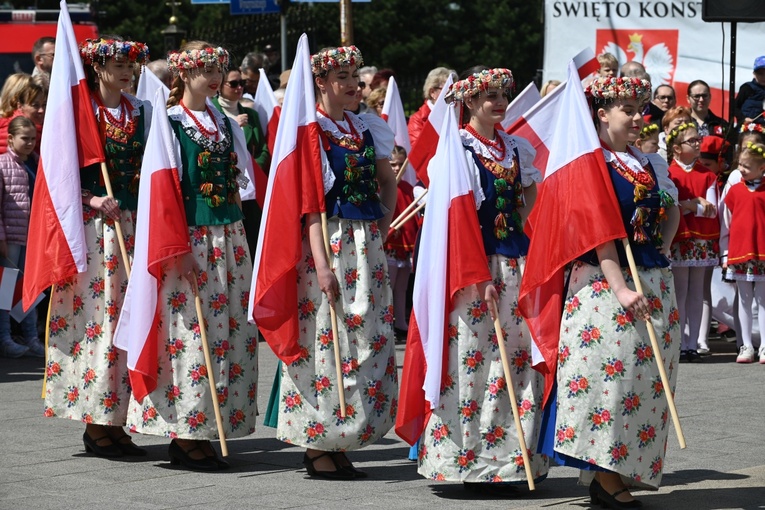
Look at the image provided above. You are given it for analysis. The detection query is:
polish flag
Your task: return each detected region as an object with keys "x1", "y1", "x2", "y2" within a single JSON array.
[
  {"x1": 501, "y1": 82, "x2": 541, "y2": 131},
  {"x1": 248, "y1": 34, "x2": 325, "y2": 364},
  {"x1": 381, "y1": 77, "x2": 416, "y2": 185},
  {"x1": 518, "y1": 58, "x2": 625, "y2": 406},
  {"x1": 113, "y1": 87, "x2": 191, "y2": 401},
  {"x1": 507, "y1": 48, "x2": 599, "y2": 177},
  {"x1": 407, "y1": 75, "x2": 454, "y2": 187},
  {"x1": 22, "y1": 0, "x2": 104, "y2": 309},
  {"x1": 251, "y1": 68, "x2": 282, "y2": 207},
  {"x1": 136, "y1": 65, "x2": 169, "y2": 103},
  {"x1": 395, "y1": 103, "x2": 491, "y2": 446}
]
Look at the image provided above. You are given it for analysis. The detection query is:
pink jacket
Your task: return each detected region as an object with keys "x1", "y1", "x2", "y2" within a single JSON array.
[{"x1": 0, "y1": 147, "x2": 35, "y2": 245}]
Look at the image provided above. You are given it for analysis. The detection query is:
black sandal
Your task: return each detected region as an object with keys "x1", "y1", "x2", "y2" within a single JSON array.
[
  {"x1": 168, "y1": 440, "x2": 219, "y2": 471},
  {"x1": 590, "y1": 479, "x2": 642, "y2": 509},
  {"x1": 303, "y1": 452, "x2": 354, "y2": 480},
  {"x1": 108, "y1": 430, "x2": 148, "y2": 457},
  {"x1": 330, "y1": 452, "x2": 368, "y2": 478},
  {"x1": 83, "y1": 432, "x2": 123, "y2": 458}
]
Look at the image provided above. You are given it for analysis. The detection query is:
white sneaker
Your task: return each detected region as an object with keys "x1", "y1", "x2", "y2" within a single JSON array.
[
  {"x1": 759, "y1": 346, "x2": 765, "y2": 365},
  {"x1": 737, "y1": 345, "x2": 756, "y2": 364}
]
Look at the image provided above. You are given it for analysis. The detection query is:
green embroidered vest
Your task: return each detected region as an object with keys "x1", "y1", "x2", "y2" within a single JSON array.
[
  {"x1": 169, "y1": 112, "x2": 243, "y2": 227},
  {"x1": 80, "y1": 103, "x2": 145, "y2": 211}
]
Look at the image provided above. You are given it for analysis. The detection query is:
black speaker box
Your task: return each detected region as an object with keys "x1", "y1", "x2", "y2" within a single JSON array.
[{"x1": 702, "y1": 0, "x2": 765, "y2": 22}]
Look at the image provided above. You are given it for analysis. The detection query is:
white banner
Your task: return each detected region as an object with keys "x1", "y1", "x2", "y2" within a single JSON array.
[{"x1": 543, "y1": 0, "x2": 765, "y2": 117}]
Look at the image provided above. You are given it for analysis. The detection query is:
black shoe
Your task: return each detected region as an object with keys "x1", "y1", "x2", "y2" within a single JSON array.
[
  {"x1": 303, "y1": 452, "x2": 355, "y2": 480},
  {"x1": 202, "y1": 441, "x2": 230, "y2": 470},
  {"x1": 686, "y1": 350, "x2": 703, "y2": 363},
  {"x1": 394, "y1": 327, "x2": 409, "y2": 341},
  {"x1": 463, "y1": 481, "x2": 520, "y2": 497},
  {"x1": 83, "y1": 432, "x2": 123, "y2": 458},
  {"x1": 679, "y1": 350, "x2": 689, "y2": 363},
  {"x1": 109, "y1": 431, "x2": 148, "y2": 457},
  {"x1": 590, "y1": 479, "x2": 642, "y2": 509},
  {"x1": 168, "y1": 440, "x2": 219, "y2": 471},
  {"x1": 331, "y1": 452, "x2": 368, "y2": 478}
]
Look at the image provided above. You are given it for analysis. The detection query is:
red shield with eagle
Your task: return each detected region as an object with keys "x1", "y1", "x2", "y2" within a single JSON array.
[{"x1": 596, "y1": 29, "x2": 678, "y2": 86}]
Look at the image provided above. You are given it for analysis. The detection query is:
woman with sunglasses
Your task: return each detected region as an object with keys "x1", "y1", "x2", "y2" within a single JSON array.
[
  {"x1": 211, "y1": 68, "x2": 270, "y2": 258},
  {"x1": 665, "y1": 123, "x2": 720, "y2": 363},
  {"x1": 414, "y1": 67, "x2": 549, "y2": 495}
]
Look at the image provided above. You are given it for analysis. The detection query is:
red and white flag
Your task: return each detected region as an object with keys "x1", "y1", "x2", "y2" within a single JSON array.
[
  {"x1": 248, "y1": 33, "x2": 325, "y2": 364},
  {"x1": 250, "y1": 68, "x2": 282, "y2": 207},
  {"x1": 501, "y1": 81, "x2": 541, "y2": 131},
  {"x1": 407, "y1": 75, "x2": 454, "y2": 187},
  {"x1": 518, "y1": 57, "x2": 625, "y2": 406},
  {"x1": 381, "y1": 77, "x2": 416, "y2": 185},
  {"x1": 395, "y1": 103, "x2": 491, "y2": 446},
  {"x1": 136, "y1": 65, "x2": 169, "y2": 104},
  {"x1": 23, "y1": 0, "x2": 104, "y2": 309},
  {"x1": 507, "y1": 48, "x2": 599, "y2": 178},
  {"x1": 113, "y1": 87, "x2": 191, "y2": 401}
]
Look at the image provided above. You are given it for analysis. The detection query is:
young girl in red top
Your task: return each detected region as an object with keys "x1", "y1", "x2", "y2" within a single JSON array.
[
  {"x1": 666, "y1": 123, "x2": 720, "y2": 362},
  {"x1": 721, "y1": 142, "x2": 765, "y2": 364}
]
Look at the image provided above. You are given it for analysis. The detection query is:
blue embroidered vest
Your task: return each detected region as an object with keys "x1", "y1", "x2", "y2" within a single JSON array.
[
  {"x1": 579, "y1": 158, "x2": 670, "y2": 269},
  {"x1": 468, "y1": 145, "x2": 529, "y2": 259},
  {"x1": 324, "y1": 128, "x2": 384, "y2": 220}
]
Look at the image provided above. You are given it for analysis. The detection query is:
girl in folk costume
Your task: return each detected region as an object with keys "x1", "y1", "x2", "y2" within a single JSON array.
[
  {"x1": 416, "y1": 68, "x2": 549, "y2": 493},
  {"x1": 274, "y1": 46, "x2": 398, "y2": 480},
  {"x1": 124, "y1": 42, "x2": 258, "y2": 471},
  {"x1": 720, "y1": 142, "x2": 765, "y2": 364},
  {"x1": 547, "y1": 77, "x2": 681, "y2": 509},
  {"x1": 665, "y1": 123, "x2": 720, "y2": 363},
  {"x1": 385, "y1": 145, "x2": 418, "y2": 338},
  {"x1": 43, "y1": 38, "x2": 151, "y2": 458}
]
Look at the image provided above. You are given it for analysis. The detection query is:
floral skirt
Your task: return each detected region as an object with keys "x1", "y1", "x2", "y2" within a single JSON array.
[
  {"x1": 276, "y1": 218, "x2": 398, "y2": 451},
  {"x1": 417, "y1": 256, "x2": 549, "y2": 483},
  {"x1": 554, "y1": 262, "x2": 680, "y2": 488},
  {"x1": 44, "y1": 208, "x2": 136, "y2": 425},
  {"x1": 726, "y1": 260, "x2": 765, "y2": 282},
  {"x1": 670, "y1": 238, "x2": 719, "y2": 267},
  {"x1": 125, "y1": 222, "x2": 258, "y2": 440}
]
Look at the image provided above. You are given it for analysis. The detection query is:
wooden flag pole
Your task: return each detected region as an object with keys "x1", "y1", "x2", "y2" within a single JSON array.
[
  {"x1": 320, "y1": 212, "x2": 347, "y2": 417},
  {"x1": 390, "y1": 188, "x2": 428, "y2": 229},
  {"x1": 489, "y1": 297, "x2": 536, "y2": 491},
  {"x1": 99, "y1": 162, "x2": 132, "y2": 278},
  {"x1": 191, "y1": 272, "x2": 229, "y2": 456},
  {"x1": 391, "y1": 201, "x2": 426, "y2": 231},
  {"x1": 394, "y1": 157, "x2": 409, "y2": 184},
  {"x1": 621, "y1": 238, "x2": 686, "y2": 449}
]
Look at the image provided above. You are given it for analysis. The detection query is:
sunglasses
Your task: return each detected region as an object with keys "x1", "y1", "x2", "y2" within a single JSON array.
[{"x1": 225, "y1": 80, "x2": 246, "y2": 88}]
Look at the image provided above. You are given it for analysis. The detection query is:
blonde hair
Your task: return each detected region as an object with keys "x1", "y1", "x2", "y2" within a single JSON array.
[
  {"x1": 740, "y1": 141, "x2": 765, "y2": 161},
  {"x1": 0, "y1": 74, "x2": 45, "y2": 117},
  {"x1": 422, "y1": 67, "x2": 456, "y2": 100},
  {"x1": 598, "y1": 52, "x2": 618, "y2": 68},
  {"x1": 166, "y1": 40, "x2": 217, "y2": 108},
  {"x1": 366, "y1": 87, "x2": 386, "y2": 111},
  {"x1": 540, "y1": 80, "x2": 560, "y2": 97}
]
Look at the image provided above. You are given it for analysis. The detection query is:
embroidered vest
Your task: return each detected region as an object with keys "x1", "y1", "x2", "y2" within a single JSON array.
[
  {"x1": 324, "y1": 128, "x2": 384, "y2": 220},
  {"x1": 169, "y1": 115, "x2": 243, "y2": 227},
  {"x1": 579, "y1": 159, "x2": 672, "y2": 269},
  {"x1": 80, "y1": 104, "x2": 145, "y2": 211},
  {"x1": 468, "y1": 145, "x2": 529, "y2": 258}
]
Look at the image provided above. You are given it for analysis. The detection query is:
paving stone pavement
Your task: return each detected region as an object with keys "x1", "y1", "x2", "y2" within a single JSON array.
[{"x1": 1, "y1": 337, "x2": 763, "y2": 510}]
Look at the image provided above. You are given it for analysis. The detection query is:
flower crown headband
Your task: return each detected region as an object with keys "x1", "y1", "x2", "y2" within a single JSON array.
[
  {"x1": 740, "y1": 122, "x2": 765, "y2": 134},
  {"x1": 640, "y1": 123, "x2": 659, "y2": 138},
  {"x1": 743, "y1": 141, "x2": 765, "y2": 160},
  {"x1": 666, "y1": 122, "x2": 697, "y2": 147},
  {"x1": 587, "y1": 77, "x2": 651, "y2": 104},
  {"x1": 311, "y1": 46, "x2": 364, "y2": 76},
  {"x1": 80, "y1": 39, "x2": 149, "y2": 66},
  {"x1": 446, "y1": 68, "x2": 514, "y2": 103},
  {"x1": 167, "y1": 47, "x2": 229, "y2": 74}
]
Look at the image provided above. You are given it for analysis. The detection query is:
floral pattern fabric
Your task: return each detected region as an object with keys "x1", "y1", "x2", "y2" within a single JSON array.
[
  {"x1": 670, "y1": 238, "x2": 719, "y2": 267},
  {"x1": 44, "y1": 208, "x2": 136, "y2": 425},
  {"x1": 417, "y1": 256, "x2": 549, "y2": 483},
  {"x1": 725, "y1": 260, "x2": 765, "y2": 282},
  {"x1": 124, "y1": 222, "x2": 258, "y2": 439},
  {"x1": 277, "y1": 217, "x2": 398, "y2": 451},
  {"x1": 555, "y1": 261, "x2": 680, "y2": 488}
]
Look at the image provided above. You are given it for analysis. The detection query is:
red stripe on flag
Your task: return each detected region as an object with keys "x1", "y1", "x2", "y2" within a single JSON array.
[
  {"x1": 395, "y1": 314, "x2": 430, "y2": 445},
  {"x1": 252, "y1": 157, "x2": 268, "y2": 208},
  {"x1": 73, "y1": 80, "x2": 105, "y2": 168},
  {"x1": 266, "y1": 106, "x2": 281, "y2": 155},
  {"x1": 408, "y1": 122, "x2": 438, "y2": 186},
  {"x1": 23, "y1": 168, "x2": 77, "y2": 308},
  {"x1": 511, "y1": 117, "x2": 550, "y2": 178}
]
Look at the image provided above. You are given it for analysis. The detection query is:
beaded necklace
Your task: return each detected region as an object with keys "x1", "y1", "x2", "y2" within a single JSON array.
[
  {"x1": 601, "y1": 141, "x2": 655, "y2": 202},
  {"x1": 465, "y1": 124, "x2": 505, "y2": 160},
  {"x1": 181, "y1": 101, "x2": 219, "y2": 141},
  {"x1": 94, "y1": 94, "x2": 137, "y2": 143},
  {"x1": 317, "y1": 107, "x2": 364, "y2": 151}
]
